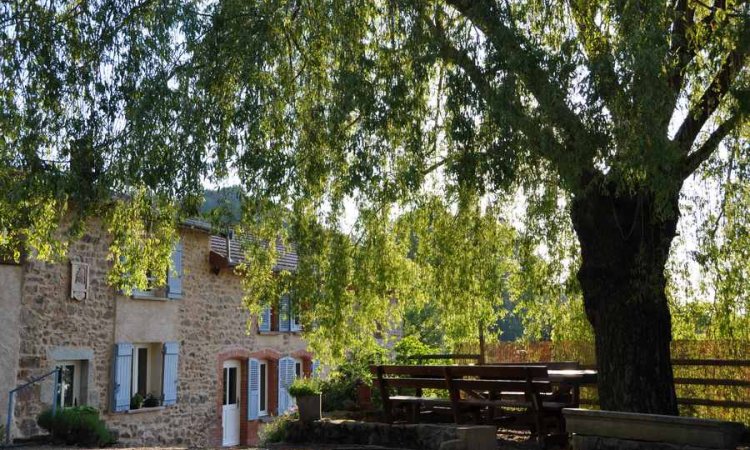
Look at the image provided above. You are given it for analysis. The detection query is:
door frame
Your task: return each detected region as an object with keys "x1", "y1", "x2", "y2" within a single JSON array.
[{"x1": 221, "y1": 359, "x2": 241, "y2": 447}]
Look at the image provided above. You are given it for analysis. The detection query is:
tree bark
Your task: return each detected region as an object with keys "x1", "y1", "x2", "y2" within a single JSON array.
[{"x1": 571, "y1": 182, "x2": 679, "y2": 415}]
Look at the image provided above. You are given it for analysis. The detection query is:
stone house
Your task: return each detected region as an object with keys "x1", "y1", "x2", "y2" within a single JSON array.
[{"x1": 0, "y1": 218, "x2": 315, "y2": 447}]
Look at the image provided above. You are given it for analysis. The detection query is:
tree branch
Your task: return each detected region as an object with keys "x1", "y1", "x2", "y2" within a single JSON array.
[
  {"x1": 444, "y1": 0, "x2": 602, "y2": 163},
  {"x1": 569, "y1": 1, "x2": 625, "y2": 119},
  {"x1": 668, "y1": 0, "x2": 696, "y2": 97},
  {"x1": 425, "y1": 16, "x2": 588, "y2": 189},
  {"x1": 682, "y1": 113, "x2": 743, "y2": 177},
  {"x1": 674, "y1": 36, "x2": 750, "y2": 152}
]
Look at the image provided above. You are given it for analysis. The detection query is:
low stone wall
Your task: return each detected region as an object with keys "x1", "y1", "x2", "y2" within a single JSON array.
[
  {"x1": 572, "y1": 435, "x2": 731, "y2": 450},
  {"x1": 285, "y1": 419, "x2": 496, "y2": 450},
  {"x1": 565, "y1": 408, "x2": 746, "y2": 450}
]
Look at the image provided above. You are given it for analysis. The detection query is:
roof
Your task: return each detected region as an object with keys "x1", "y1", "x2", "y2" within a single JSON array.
[
  {"x1": 181, "y1": 217, "x2": 298, "y2": 272},
  {"x1": 209, "y1": 234, "x2": 298, "y2": 272},
  {"x1": 180, "y1": 218, "x2": 214, "y2": 232}
]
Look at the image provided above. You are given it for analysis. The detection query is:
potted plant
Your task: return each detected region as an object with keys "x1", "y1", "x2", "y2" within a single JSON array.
[
  {"x1": 288, "y1": 378, "x2": 322, "y2": 422},
  {"x1": 130, "y1": 393, "x2": 143, "y2": 410},
  {"x1": 143, "y1": 393, "x2": 160, "y2": 408}
]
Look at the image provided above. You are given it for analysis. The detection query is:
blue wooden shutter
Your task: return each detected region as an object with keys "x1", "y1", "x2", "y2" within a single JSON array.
[
  {"x1": 288, "y1": 359, "x2": 298, "y2": 408},
  {"x1": 167, "y1": 241, "x2": 183, "y2": 299},
  {"x1": 112, "y1": 343, "x2": 133, "y2": 412},
  {"x1": 277, "y1": 358, "x2": 286, "y2": 414},
  {"x1": 279, "y1": 296, "x2": 291, "y2": 332},
  {"x1": 258, "y1": 306, "x2": 271, "y2": 332},
  {"x1": 162, "y1": 342, "x2": 179, "y2": 405},
  {"x1": 277, "y1": 357, "x2": 292, "y2": 414},
  {"x1": 248, "y1": 359, "x2": 260, "y2": 420}
]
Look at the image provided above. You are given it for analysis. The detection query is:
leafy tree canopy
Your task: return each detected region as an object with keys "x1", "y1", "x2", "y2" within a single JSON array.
[{"x1": 1, "y1": 1, "x2": 748, "y2": 373}]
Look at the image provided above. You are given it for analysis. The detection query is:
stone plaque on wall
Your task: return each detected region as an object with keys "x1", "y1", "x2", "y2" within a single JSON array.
[{"x1": 70, "y1": 261, "x2": 89, "y2": 301}]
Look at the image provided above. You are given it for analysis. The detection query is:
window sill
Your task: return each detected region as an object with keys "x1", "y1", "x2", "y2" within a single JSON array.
[
  {"x1": 258, "y1": 414, "x2": 275, "y2": 423},
  {"x1": 125, "y1": 406, "x2": 166, "y2": 414},
  {"x1": 258, "y1": 331, "x2": 303, "y2": 336},
  {"x1": 131, "y1": 294, "x2": 170, "y2": 302}
]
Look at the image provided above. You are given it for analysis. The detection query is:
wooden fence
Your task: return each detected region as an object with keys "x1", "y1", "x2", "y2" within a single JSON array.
[{"x1": 454, "y1": 340, "x2": 750, "y2": 425}]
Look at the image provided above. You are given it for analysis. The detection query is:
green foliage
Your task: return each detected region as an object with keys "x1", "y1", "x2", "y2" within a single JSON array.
[
  {"x1": 394, "y1": 335, "x2": 439, "y2": 364},
  {"x1": 37, "y1": 406, "x2": 115, "y2": 447},
  {"x1": 130, "y1": 393, "x2": 144, "y2": 410},
  {"x1": 142, "y1": 393, "x2": 160, "y2": 408},
  {"x1": 288, "y1": 378, "x2": 322, "y2": 397},
  {"x1": 259, "y1": 413, "x2": 296, "y2": 445},
  {"x1": 320, "y1": 350, "x2": 386, "y2": 412},
  {"x1": 0, "y1": 422, "x2": 4, "y2": 443},
  {"x1": 320, "y1": 377, "x2": 359, "y2": 412},
  {"x1": 2, "y1": 0, "x2": 749, "y2": 410}
]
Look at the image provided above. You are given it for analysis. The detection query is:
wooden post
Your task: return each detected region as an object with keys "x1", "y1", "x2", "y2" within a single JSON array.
[
  {"x1": 478, "y1": 321, "x2": 486, "y2": 365},
  {"x1": 376, "y1": 366, "x2": 392, "y2": 423}
]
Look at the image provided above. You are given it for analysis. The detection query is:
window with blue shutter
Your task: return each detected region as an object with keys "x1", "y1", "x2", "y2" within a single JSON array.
[
  {"x1": 112, "y1": 343, "x2": 133, "y2": 412},
  {"x1": 248, "y1": 359, "x2": 260, "y2": 420},
  {"x1": 167, "y1": 241, "x2": 183, "y2": 299},
  {"x1": 161, "y1": 342, "x2": 179, "y2": 405},
  {"x1": 258, "y1": 305, "x2": 271, "y2": 333},
  {"x1": 279, "y1": 296, "x2": 291, "y2": 332}
]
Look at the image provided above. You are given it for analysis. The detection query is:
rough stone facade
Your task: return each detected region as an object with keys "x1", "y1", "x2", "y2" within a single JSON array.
[
  {"x1": 2, "y1": 221, "x2": 311, "y2": 447},
  {"x1": 0, "y1": 264, "x2": 23, "y2": 432}
]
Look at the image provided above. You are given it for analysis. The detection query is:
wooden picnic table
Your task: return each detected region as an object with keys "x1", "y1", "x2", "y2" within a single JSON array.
[
  {"x1": 371, "y1": 363, "x2": 587, "y2": 446},
  {"x1": 547, "y1": 369, "x2": 597, "y2": 406}
]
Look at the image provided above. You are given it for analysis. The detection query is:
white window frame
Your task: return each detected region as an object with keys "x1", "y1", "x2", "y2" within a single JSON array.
[
  {"x1": 294, "y1": 360, "x2": 302, "y2": 378},
  {"x1": 258, "y1": 360, "x2": 268, "y2": 416},
  {"x1": 290, "y1": 307, "x2": 302, "y2": 332},
  {"x1": 55, "y1": 360, "x2": 82, "y2": 408},
  {"x1": 131, "y1": 345, "x2": 151, "y2": 397}
]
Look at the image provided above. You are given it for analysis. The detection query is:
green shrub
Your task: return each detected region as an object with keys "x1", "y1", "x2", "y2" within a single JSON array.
[
  {"x1": 321, "y1": 376, "x2": 358, "y2": 412},
  {"x1": 258, "y1": 413, "x2": 296, "y2": 444},
  {"x1": 288, "y1": 377, "x2": 321, "y2": 397},
  {"x1": 36, "y1": 406, "x2": 115, "y2": 447},
  {"x1": 0, "y1": 422, "x2": 5, "y2": 444},
  {"x1": 394, "y1": 335, "x2": 439, "y2": 364}
]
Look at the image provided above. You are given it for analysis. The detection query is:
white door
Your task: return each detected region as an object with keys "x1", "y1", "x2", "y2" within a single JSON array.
[{"x1": 222, "y1": 360, "x2": 240, "y2": 446}]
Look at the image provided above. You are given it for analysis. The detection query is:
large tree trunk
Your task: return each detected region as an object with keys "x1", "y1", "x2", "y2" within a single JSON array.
[{"x1": 571, "y1": 182, "x2": 680, "y2": 415}]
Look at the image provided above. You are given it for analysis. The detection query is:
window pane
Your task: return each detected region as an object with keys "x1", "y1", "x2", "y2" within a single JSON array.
[
  {"x1": 295, "y1": 362, "x2": 301, "y2": 378},
  {"x1": 228, "y1": 368, "x2": 237, "y2": 405},
  {"x1": 62, "y1": 365, "x2": 75, "y2": 407},
  {"x1": 55, "y1": 367, "x2": 63, "y2": 407},
  {"x1": 137, "y1": 348, "x2": 148, "y2": 396},
  {"x1": 223, "y1": 369, "x2": 228, "y2": 405},
  {"x1": 259, "y1": 363, "x2": 266, "y2": 412}
]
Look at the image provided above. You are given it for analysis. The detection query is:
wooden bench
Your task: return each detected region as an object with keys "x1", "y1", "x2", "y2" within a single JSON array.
[{"x1": 371, "y1": 364, "x2": 572, "y2": 445}]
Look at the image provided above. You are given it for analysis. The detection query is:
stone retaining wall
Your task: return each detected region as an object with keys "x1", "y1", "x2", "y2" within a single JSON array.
[
  {"x1": 285, "y1": 419, "x2": 496, "y2": 450},
  {"x1": 572, "y1": 435, "x2": 730, "y2": 450}
]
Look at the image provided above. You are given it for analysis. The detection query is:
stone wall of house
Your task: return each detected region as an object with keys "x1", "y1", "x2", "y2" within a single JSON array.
[
  {"x1": 0, "y1": 264, "x2": 23, "y2": 436},
  {"x1": 14, "y1": 221, "x2": 116, "y2": 436},
  {"x1": 10, "y1": 224, "x2": 308, "y2": 447}
]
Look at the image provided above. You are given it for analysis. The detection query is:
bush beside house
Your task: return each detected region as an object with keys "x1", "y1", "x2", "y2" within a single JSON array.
[{"x1": 37, "y1": 406, "x2": 115, "y2": 447}]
